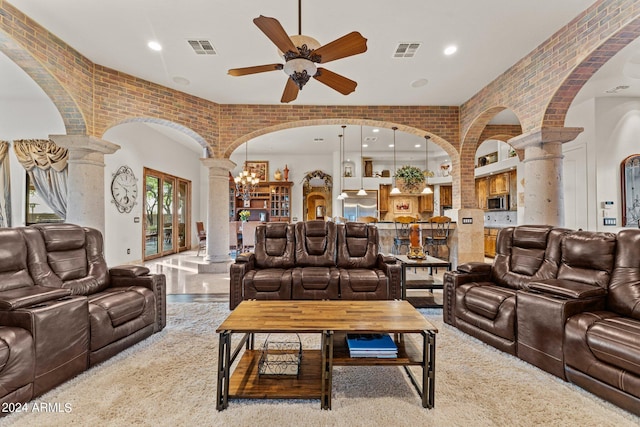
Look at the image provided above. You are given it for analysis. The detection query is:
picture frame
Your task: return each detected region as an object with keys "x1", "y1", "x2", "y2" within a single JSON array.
[
  {"x1": 245, "y1": 161, "x2": 269, "y2": 181},
  {"x1": 621, "y1": 154, "x2": 640, "y2": 227},
  {"x1": 393, "y1": 198, "x2": 412, "y2": 214}
]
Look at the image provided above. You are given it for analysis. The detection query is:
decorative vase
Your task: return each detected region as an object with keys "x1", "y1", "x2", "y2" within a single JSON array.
[
  {"x1": 408, "y1": 224, "x2": 426, "y2": 259},
  {"x1": 283, "y1": 165, "x2": 289, "y2": 181}
]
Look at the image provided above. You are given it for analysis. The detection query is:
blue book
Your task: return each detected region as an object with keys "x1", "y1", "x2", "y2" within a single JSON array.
[{"x1": 346, "y1": 334, "x2": 398, "y2": 352}]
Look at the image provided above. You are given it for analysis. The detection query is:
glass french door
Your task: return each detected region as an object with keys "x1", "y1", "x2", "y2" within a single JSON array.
[{"x1": 143, "y1": 168, "x2": 191, "y2": 260}]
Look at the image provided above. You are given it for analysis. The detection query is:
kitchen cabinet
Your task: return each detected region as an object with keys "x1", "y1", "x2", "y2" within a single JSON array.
[
  {"x1": 418, "y1": 187, "x2": 434, "y2": 213},
  {"x1": 476, "y1": 178, "x2": 488, "y2": 210},
  {"x1": 484, "y1": 228, "x2": 499, "y2": 257},
  {"x1": 489, "y1": 172, "x2": 509, "y2": 195},
  {"x1": 379, "y1": 184, "x2": 391, "y2": 212},
  {"x1": 440, "y1": 185, "x2": 452, "y2": 208},
  {"x1": 509, "y1": 169, "x2": 518, "y2": 210}
]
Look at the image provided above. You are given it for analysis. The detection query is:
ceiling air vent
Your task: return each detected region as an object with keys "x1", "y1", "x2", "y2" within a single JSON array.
[
  {"x1": 364, "y1": 136, "x2": 377, "y2": 142},
  {"x1": 188, "y1": 40, "x2": 217, "y2": 55},
  {"x1": 393, "y1": 42, "x2": 421, "y2": 58}
]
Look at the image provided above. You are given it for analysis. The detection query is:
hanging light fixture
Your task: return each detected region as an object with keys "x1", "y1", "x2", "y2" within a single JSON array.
[
  {"x1": 422, "y1": 135, "x2": 433, "y2": 194},
  {"x1": 357, "y1": 125, "x2": 367, "y2": 196},
  {"x1": 234, "y1": 141, "x2": 260, "y2": 201},
  {"x1": 390, "y1": 126, "x2": 401, "y2": 195},
  {"x1": 339, "y1": 125, "x2": 348, "y2": 199}
]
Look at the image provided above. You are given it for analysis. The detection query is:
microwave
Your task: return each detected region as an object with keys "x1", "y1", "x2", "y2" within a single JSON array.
[{"x1": 487, "y1": 195, "x2": 509, "y2": 211}]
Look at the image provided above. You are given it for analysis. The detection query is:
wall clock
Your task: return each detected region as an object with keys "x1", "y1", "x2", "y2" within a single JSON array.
[{"x1": 111, "y1": 166, "x2": 138, "y2": 213}]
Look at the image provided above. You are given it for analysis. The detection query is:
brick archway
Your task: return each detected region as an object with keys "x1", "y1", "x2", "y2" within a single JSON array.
[
  {"x1": 105, "y1": 117, "x2": 210, "y2": 153},
  {"x1": 543, "y1": 15, "x2": 640, "y2": 127},
  {"x1": 0, "y1": 31, "x2": 87, "y2": 135},
  {"x1": 223, "y1": 118, "x2": 459, "y2": 160}
]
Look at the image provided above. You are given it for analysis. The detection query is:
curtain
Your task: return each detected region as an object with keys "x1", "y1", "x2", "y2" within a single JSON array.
[
  {"x1": 13, "y1": 139, "x2": 68, "y2": 218},
  {"x1": 0, "y1": 141, "x2": 11, "y2": 227}
]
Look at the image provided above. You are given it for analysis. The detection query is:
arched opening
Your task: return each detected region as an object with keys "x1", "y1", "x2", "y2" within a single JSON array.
[{"x1": 103, "y1": 120, "x2": 205, "y2": 264}]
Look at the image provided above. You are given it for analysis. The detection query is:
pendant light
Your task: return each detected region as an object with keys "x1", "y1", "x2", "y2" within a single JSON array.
[
  {"x1": 339, "y1": 125, "x2": 348, "y2": 199},
  {"x1": 422, "y1": 135, "x2": 433, "y2": 194},
  {"x1": 390, "y1": 126, "x2": 401, "y2": 194},
  {"x1": 357, "y1": 125, "x2": 367, "y2": 195}
]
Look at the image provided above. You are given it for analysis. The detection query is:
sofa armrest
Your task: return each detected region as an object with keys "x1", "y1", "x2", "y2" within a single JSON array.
[
  {"x1": 442, "y1": 268, "x2": 493, "y2": 326},
  {"x1": 110, "y1": 272, "x2": 166, "y2": 332},
  {"x1": 0, "y1": 286, "x2": 71, "y2": 310},
  {"x1": 229, "y1": 254, "x2": 256, "y2": 310},
  {"x1": 376, "y1": 254, "x2": 401, "y2": 300},
  {"x1": 109, "y1": 265, "x2": 151, "y2": 277},
  {"x1": 527, "y1": 279, "x2": 607, "y2": 300},
  {"x1": 457, "y1": 262, "x2": 492, "y2": 275}
]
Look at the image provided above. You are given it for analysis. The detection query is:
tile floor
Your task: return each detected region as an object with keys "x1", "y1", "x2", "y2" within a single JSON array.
[{"x1": 147, "y1": 250, "x2": 454, "y2": 305}]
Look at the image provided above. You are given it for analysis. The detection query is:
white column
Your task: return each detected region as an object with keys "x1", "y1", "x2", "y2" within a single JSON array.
[
  {"x1": 50, "y1": 134, "x2": 120, "y2": 234},
  {"x1": 200, "y1": 158, "x2": 236, "y2": 272},
  {"x1": 510, "y1": 127, "x2": 583, "y2": 226}
]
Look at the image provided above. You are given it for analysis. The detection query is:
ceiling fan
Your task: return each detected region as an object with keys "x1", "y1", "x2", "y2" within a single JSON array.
[{"x1": 228, "y1": 0, "x2": 368, "y2": 103}]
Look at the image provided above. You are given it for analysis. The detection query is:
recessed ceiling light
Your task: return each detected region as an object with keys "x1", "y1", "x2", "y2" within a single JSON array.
[
  {"x1": 388, "y1": 144, "x2": 394, "y2": 148},
  {"x1": 410, "y1": 78, "x2": 428, "y2": 88},
  {"x1": 148, "y1": 41, "x2": 162, "y2": 51},
  {"x1": 415, "y1": 144, "x2": 421, "y2": 148},
  {"x1": 444, "y1": 45, "x2": 457, "y2": 56},
  {"x1": 363, "y1": 144, "x2": 368, "y2": 148},
  {"x1": 372, "y1": 129, "x2": 380, "y2": 133}
]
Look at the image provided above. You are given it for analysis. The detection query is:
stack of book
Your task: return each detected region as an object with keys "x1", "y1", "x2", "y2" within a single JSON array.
[{"x1": 345, "y1": 333, "x2": 398, "y2": 358}]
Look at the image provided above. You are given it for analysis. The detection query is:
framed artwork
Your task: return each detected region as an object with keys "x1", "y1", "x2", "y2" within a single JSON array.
[
  {"x1": 245, "y1": 161, "x2": 269, "y2": 181},
  {"x1": 393, "y1": 198, "x2": 412, "y2": 214},
  {"x1": 621, "y1": 154, "x2": 640, "y2": 227}
]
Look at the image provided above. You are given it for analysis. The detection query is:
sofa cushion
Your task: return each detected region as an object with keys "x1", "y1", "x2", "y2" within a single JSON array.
[
  {"x1": 255, "y1": 223, "x2": 295, "y2": 269},
  {"x1": 586, "y1": 317, "x2": 640, "y2": 377},
  {"x1": 464, "y1": 284, "x2": 515, "y2": 320},
  {"x1": 295, "y1": 220, "x2": 336, "y2": 267},
  {"x1": 0, "y1": 229, "x2": 34, "y2": 292},
  {"x1": 88, "y1": 287, "x2": 155, "y2": 351},
  {"x1": 246, "y1": 269, "x2": 292, "y2": 293},
  {"x1": 337, "y1": 223, "x2": 377, "y2": 269},
  {"x1": 339, "y1": 269, "x2": 387, "y2": 294},
  {"x1": 608, "y1": 229, "x2": 640, "y2": 320},
  {"x1": 557, "y1": 231, "x2": 616, "y2": 288}
]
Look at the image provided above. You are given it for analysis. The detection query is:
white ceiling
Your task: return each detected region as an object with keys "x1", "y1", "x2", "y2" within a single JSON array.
[{"x1": 4, "y1": 0, "x2": 640, "y2": 157}]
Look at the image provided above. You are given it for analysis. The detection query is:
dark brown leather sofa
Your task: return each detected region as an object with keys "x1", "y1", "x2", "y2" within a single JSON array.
[
  {"x1": 230, "y1": 220, "x2": 400, "y2": 309},
  {"x1": 443, "y1": 225, "x2": 640, "y2": 416},
  {"x1": 0, "y1": 223, "x2": 165, "y2": 407}
]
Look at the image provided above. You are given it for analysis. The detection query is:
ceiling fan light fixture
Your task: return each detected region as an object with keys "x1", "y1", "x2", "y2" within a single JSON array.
[
  {"x1": 283, "y1": 58, "x2": 317, "y2": 89},
  {"x1": 390, "y1": 187, "x2": 401, "y2": 195}
]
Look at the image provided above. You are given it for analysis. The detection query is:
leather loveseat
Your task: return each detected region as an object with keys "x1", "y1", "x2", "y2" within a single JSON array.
[
  {"x1": 443, "y1": 225, "x2": 640, "y2": 416},
  {"x1": 229, "y1": 220, "x2": 400, "y2": 309},
  {"x1": 0, "y1": 223, "x2": 165, "y2": 407}
]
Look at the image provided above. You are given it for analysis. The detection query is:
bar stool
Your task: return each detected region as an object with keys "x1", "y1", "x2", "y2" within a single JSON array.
[
  {"x1": 393, "y1": 216, "x2": 415, "y2": 255},
  {"x1": 424, "y1": 216, "x2": 451, "y2": 260}
]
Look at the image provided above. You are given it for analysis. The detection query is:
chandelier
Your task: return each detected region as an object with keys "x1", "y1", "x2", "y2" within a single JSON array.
[{"x1": 234, "y1": 142, "x2": 259, "y2": 201}]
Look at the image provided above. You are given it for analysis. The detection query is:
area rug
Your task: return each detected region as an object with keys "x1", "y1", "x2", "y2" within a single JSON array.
[{"x1": 1, "y1": 303, "x2": 638, "y2": 427}]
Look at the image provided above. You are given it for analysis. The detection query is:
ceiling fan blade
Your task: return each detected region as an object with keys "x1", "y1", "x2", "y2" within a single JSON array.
[
  {"x1": 253, "y1": 15, "x2": 297, "y2": 55},
  {"x1": 314, "y1": 32, "x2": 368, "y2": 64},
  {"x1": 228, "y1": 64, "x2": 283, "y2": 76},
  {"x1": 281, "y1": 78, "x2": 299, "y2": 103},
  {"x1": 313, "y1": 68, "x2": 357, "y2": 95}
]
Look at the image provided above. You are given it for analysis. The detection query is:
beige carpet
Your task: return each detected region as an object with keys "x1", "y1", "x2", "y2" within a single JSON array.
[{"x1": 1, "y1": 303, "x2": 638, "y2": 427}]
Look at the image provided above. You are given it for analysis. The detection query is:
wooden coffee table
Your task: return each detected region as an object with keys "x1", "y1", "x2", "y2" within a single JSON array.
[{"x1": 216, "y1": 300, "x2": 437, "y2": 411}]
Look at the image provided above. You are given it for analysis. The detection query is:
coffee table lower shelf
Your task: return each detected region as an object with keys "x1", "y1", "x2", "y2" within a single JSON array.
[{"x1": 230, "y1": 350, "x2": 323, "y2": 399}]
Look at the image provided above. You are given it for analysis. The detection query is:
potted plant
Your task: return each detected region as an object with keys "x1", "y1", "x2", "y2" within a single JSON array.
[
  {"x1": 239, "y1": 210, "x2": 251, "y2": 222},
  {"x1": 395, "y1": 165, "x2": 426, "y2": 193}
]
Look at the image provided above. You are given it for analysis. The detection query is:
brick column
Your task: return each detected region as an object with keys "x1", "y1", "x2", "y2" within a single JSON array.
[
  {"x1": 510, "y1": 127, "x2": 582, "y2": 226},
  {"x1": 50, "y1": 134, "x2": 120, "y2": 234},
  {"x1": 200, "y1": 158, "x2": 236, "y2": 272}
]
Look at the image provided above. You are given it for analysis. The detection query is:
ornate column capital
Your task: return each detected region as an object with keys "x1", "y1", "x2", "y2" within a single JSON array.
[{"x1": 509, "y1": 127, "x2": 583, "y2": 150}]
